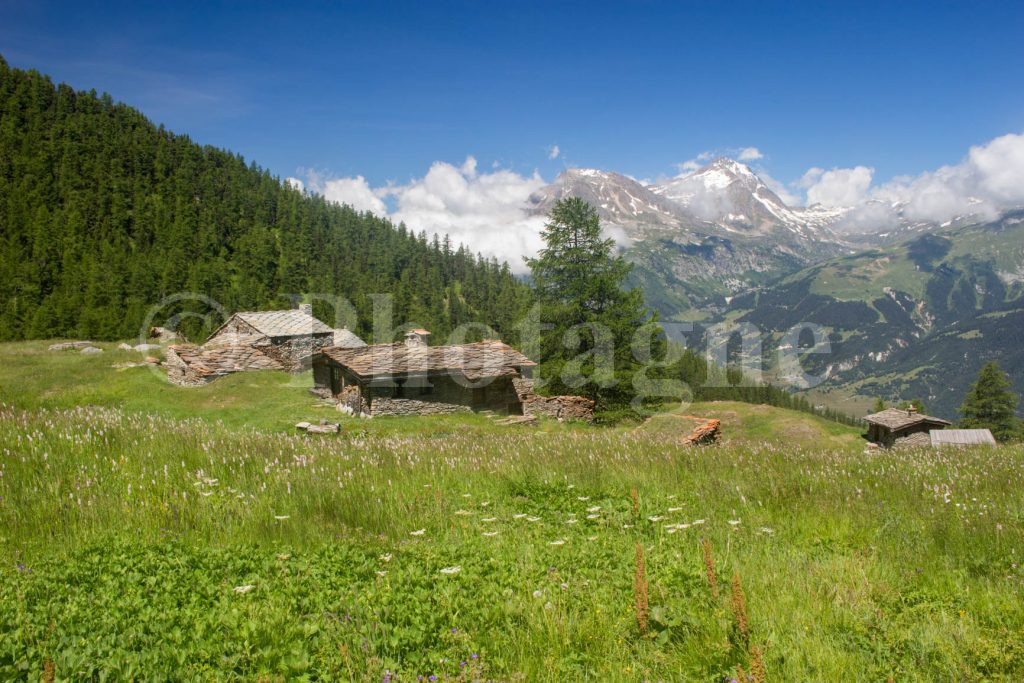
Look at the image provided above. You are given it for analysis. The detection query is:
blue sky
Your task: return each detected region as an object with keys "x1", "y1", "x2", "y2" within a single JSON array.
[{"x1": 3, "y1": 0, "x2": 1022, "y2": 187}]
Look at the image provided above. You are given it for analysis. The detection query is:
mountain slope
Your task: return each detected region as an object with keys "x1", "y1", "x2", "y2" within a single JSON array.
[
  {"x1": 650, "y1": 157, "x2": 848, "y2": 240},
  {"x1": 0, "y1": 57, "x2": 528, "y2": 342},
  {"x1": 726, "y1": 211, "x2": 1024, "y2": 418},
  {"x1": 530, "y1": 158, "x2": 853, "y2": 319}
]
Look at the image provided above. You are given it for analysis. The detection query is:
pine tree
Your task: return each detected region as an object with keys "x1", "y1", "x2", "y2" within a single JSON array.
[
  {"x1": 959, "y1": 362, "x2": 1019, "y2": 442},
  {"x1": 526, "y1": 197, "x2": 654, "y2": 413},
  {"x1": 872, "y1": 397, "x2": 887, "y2": 413}
]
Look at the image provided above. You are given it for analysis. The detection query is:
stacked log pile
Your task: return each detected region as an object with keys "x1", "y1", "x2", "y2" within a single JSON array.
[{"x1": 682, "y1": 418, "x2": 721, "y2": 445}]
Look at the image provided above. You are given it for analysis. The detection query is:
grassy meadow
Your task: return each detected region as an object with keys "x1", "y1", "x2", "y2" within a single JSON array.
[{"x1": 1, "y1": 341, "x2": 1023, "y2": 680}]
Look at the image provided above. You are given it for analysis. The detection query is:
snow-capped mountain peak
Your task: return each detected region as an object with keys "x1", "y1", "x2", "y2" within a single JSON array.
[{"x1": 528, "y1": 167, "x2": 697, "y2": 238}]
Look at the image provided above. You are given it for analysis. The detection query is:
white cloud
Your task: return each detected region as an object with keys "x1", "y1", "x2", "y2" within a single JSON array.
[
  {"x1": 737, "y1": 147, "x2": 763, "y2": 161},
  {"x1": 873, "y1": 133, "x2": 1024, "y2": 223},
  {"x1": 305, "y1": 171, "x2": 389, "y2": 215},
  {"x1": 296, "y1": 158, "x2": 549, "y2": 273},
  {"x1": 285, "y1": 177, "x2": 304, "y2": 192},
  {"x1": 385, "y1": 157, "x2": 547, "y2": 272},
  {"x1": 803, "y1": 166, "x2": 874, "y2": 208},
  {"x1": 547, "y1": 144, "x2": 561, "y2": 160},
  {"x1": 805, "y1": 132, "x2": 1024, "y2": 230},
  {"x1": 675, "y1": 150, "x2": 715, "y2": 174}
]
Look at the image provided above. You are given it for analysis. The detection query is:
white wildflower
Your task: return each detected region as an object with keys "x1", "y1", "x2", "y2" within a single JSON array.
[
  {"x1": 440, "y1": 565, "x2": 462, "y2": 575},
  {"x1": 549, "y1": 539, "x2": 566, "y2": 546},
  {"x1": 410, "y1": 528, "x2": 426, "y2": 536},
  {"x1": 233, "y1": 584, "x2": 255, "y2": 594}
]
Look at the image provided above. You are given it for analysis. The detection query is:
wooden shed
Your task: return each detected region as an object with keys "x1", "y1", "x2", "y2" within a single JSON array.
[{"x1": 930, "y1": 429, "x2": 997, "y2": 447}]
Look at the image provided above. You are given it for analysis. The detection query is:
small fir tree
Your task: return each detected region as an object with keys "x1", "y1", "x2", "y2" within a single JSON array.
[
  {"x1": 526, "y1": 197, "x2": 656, "y2": 413},
  {"x1": 959, "y1": 362, "x2": 1019, "y2": 442}
]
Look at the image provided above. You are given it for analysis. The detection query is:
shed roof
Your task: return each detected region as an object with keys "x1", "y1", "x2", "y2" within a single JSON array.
[
  {"x1": 168, "y1": 343, "x2": 284, "y2": 377},
  {"x1": 320, "y1": 340, "x2": 536, "y2": 381},
  {"x1": 215, "y1": 310, "x2": 333, "y2": 338},
  {"x1": 864, "y1": 408, "x2": 951, "y2": 431},
  {"x1": 930, "y1": 429, "x2": 997, "y2": 446}
]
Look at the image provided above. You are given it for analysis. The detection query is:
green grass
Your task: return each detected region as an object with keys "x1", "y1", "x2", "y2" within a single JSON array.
[{"x1": 1, "y1": 342, "x2": 1023, "y2": 680}]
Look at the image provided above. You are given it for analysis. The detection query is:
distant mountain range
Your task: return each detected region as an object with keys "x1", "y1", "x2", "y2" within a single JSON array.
[{"x1": 529, "y1": 159, "x2": 1024, "y2": 418}]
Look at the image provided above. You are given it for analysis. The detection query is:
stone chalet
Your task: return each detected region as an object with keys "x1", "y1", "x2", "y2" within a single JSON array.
[
  {"x1": 166, "y1": 305, "x2": 365, "y2": 386},
  {"x1": 313, "y1": 330, "x2": 537, "y2": 417},
  {"x1": 864, "y1": 407, "x2": 952, "y2": 448}
]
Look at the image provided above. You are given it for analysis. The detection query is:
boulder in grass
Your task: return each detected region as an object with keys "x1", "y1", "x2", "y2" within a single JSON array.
[
  {"x1": 117, "y1": 343, "x2": 134, "y2": 351},
  {"x1": 306, "y1": 423, "x2": 340, "y2": 434},
  {"x1": 133, "y1": 343, "x2": 161, "y2": 352},
  {"x1": 81, "y1": 346, "x2": 103, "y2": 354},
  {"x1": 296, "y1": 420, "x2": 340, "y2": 434},
  {"x1": 49, "y1": 341, "x2": 93, "y2": 351}
]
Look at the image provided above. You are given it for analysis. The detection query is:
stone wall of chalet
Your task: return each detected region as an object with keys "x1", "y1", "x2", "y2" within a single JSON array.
[{"x1": 365, "y1": 375, "x2": 522, "y2": 417}]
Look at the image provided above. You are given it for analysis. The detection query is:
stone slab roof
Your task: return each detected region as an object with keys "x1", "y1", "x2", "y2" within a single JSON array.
[
  {"x1": 333, "y1": 328, "x2": 367, "y2": 348},
  {"x1": 320, "y1": 340, "x2": 536, "y2": 381},
  {"x1": 930, "y1": 429, "x2": 997, "y2": 446},
  {"x1": 168, "y1": 343, "x2": 284, "y2": 377},
  {"x1": 893, "y1": 431, "x2": 934, "y2": 449},
  {"x1": 232, "y1": 310, "x2": 333, "y2": 337},
  {"x1": 864, "y1": 408, "x2": 951, "y2": 431}
]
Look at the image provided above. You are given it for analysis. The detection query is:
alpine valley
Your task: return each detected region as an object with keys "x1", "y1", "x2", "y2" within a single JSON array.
[
  {"x1": 528, "y1": 160, "x2": 1024, "y2": 419},
  {"x1": 1, "y1": 54, "x2": 1020, "y2": 421}
]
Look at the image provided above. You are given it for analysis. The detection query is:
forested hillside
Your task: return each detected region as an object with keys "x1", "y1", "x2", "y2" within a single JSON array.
[{"x1": 0, "y1": 56, "x2": 528, "y2": 342}]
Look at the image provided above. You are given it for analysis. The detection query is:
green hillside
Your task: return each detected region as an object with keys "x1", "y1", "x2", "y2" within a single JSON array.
[
  {"x1": 726, "y1": 213, "x2": 1024, "y2": 419},
  {"x1": 640, "y1": 400, "x2": 864, "y2": 449},
  {"x1": 0, "y1": 340, "x2": 864, "y2": 445},
  {"x1": 0, "y1": 56, "x2": 527, "y2": 343}
]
